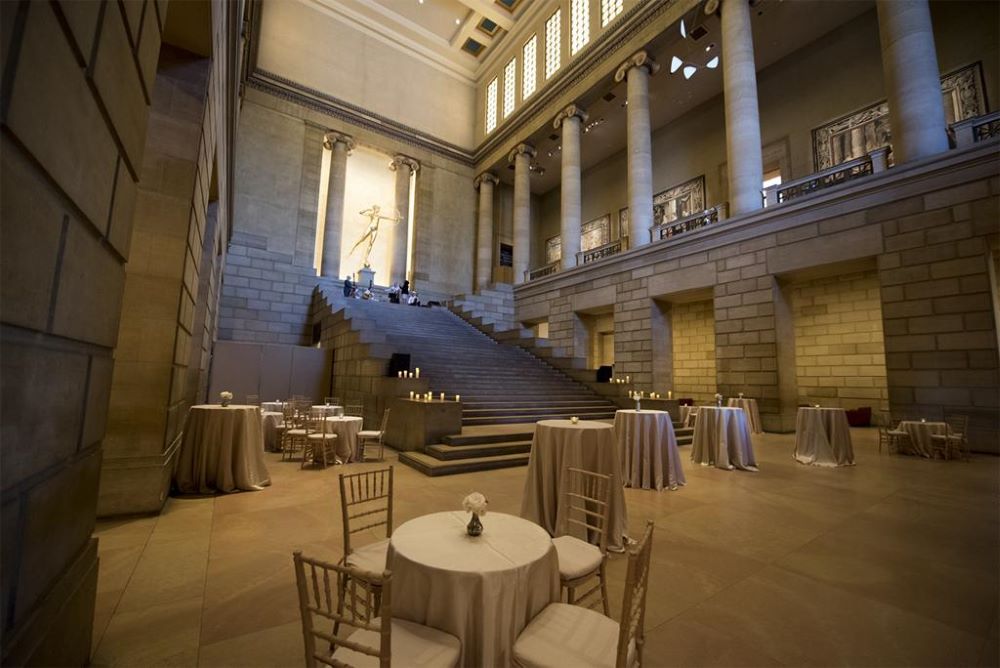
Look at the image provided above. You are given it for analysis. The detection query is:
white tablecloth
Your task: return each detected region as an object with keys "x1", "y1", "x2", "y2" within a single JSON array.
[
  {"x1": 323, "y1": 415, "x2": 363, "y2": 461},
  {"x1": 521, "y1": 420, "x2": 629, "y2": 550},
  {"x1": 261, "y1": 411, "x2": 284, "y2": 452},
  {"x1": 897, "y1": 420, "x2": 947, "y2": 458},
  {"x1": 690, "y1": 407, "x2": 758, "y2": 471},
  {"x1": 727, "y1": 397, "x2": 763, "y2": 434},
  {"x1": 311, "y1": 404, "x2": 343, "y2": 418},
  {"x1": 388, "y1": 511, "x2": 559, "y2": 667},
  {"x1": 174, "y1": 405, "x2": 271, "y2": 493},
  {"x1": 261, "y1": 401, "x2": 284, "y2": 413},
  {"x1": 794, "y1": 407, "x2": 856, "y2": 467},
  {"x1": 614, "y1": 410, "x2": 685, "y2": 491}
]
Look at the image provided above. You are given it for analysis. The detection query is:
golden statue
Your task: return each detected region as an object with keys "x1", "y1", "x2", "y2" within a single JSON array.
[{"x1": 348, "y1": 204, "x2": 402, "y2": 268}]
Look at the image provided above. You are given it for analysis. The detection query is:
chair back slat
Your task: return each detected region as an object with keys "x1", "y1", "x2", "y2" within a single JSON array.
[
  {"x1": 339, "y1": 468, "x2": 394, "y2": 558},
  {"x1": 560, "y1": 467, "x2": 612, "y2": 553},
  {"x1": 616, "y1": 521, "x2": 655, "y2": 668},
  {"x1": 293, "y1": 552, "x2": 391, "y2": 667}
]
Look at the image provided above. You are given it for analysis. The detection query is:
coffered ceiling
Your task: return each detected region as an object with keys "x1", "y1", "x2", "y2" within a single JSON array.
[{"x1": 310, "y1": 0, "x2": 535, "y2": 81}]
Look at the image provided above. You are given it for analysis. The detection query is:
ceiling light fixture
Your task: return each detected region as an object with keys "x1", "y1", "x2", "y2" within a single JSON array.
[
  {"x1": 706, "y1": 56, "x2": 719, "y2": 69},
  {"x1": 455, "y1": 18, "x2": 461, "y2": 24},
  {"x1": 680, "y1": 18, "x2": 687, "y2": 39},
  {"x1": 670, "y1": 56, "x2": 682, "y2": 73},
  {"x1": 683, "y1": 65, "x2": 696, "y2": 79}
]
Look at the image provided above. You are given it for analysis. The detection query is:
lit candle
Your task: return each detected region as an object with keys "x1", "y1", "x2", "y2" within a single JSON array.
[
  {"x1": 440, "y1": 392, "x2": 444, "y2": 401},
  {"x1": 456, "y1": 394, "x2": 461, "y2": 402},
  {"x1": 415, "y1": 368, "x2": 420, "y2": 378},
  {"x1": 667, "y1": 390, "x2": 672, "y2": 399},
  {"x1": 626, "y1": 375, "x2": 630, "y2": 383},
  {"x1": 427, "y1": 392, "x2": 432, "y2": 401},
  {"x1": 409, "y1": 391, "x2": 414, "y2": 400}
]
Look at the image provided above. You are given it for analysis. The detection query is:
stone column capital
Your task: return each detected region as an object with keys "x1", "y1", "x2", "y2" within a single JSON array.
[
  {"x1": 507, "y1": 143, "x2": 537, "y2": 163},
  {"x1": 323, "y1": 131, "x2": 355, "y2": 152},
  {"x1": 553, "y1": 104, "x2": 588, "y2": 130},
  {"x1": 390, "y1": 154, "x2": 420, "y2": 173},
  {"x1": 614, "y1": 51, "x2": 660, "y2": 83},
  {"x1": 474, "y1": 172, "x2": 499, "y2": 189}
]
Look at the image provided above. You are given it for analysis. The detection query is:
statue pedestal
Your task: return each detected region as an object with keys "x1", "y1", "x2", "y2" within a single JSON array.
[{"x1": 358, "y1": 267, "x2": 375, "y2": 289}]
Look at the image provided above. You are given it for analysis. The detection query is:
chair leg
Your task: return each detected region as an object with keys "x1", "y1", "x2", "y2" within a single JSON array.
[{"x1": 598, "y1": 562, "x2": 610, "y2": 617}]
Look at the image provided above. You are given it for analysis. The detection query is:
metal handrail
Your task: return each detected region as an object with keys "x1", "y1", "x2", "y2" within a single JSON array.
[
  {"x1": 764, "y1": 147, "x2": 889, "y2": 206},
  {"x1": 650, "y1": 204, "x2": 728, "y2": 242},
  {"x1": 575, "y1": 235, "x2": 629, "y2": 265}
]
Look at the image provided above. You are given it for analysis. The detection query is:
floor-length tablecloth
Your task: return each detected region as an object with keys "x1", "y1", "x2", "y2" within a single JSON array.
[
  {"x1": 690, "y1": 407, "x2": 758, "y2": 471},
  {"x1": 388, "y1": 511, "x2": 559, "y2": 668},
  {"x1": 727, "y1": 397, "x2": 763, "y2": 434},
  {"x1": 261, "y1": 411, "x2": 284, "y2": 451},
  {"x1": 323, "y1": 415, "x2": 363, "y2": 461},
  {"x1": 311, "y1": 404, "x2": 343, "y2": 418},
  {"x1": 793, "y1": 407, "x2": 855, "y2": 467},
  {"x1": 521, "y1": 420, "x2": 629, "y2": 550},
  {"x1": 174, "y1": 405, "x2": 271, "y2": 493},
  {"x1": 897, "y1": 420, "x2": 947, "y2": 458},
  {"x1": 261, "y1": 401, "x2": 284, "y2": 414},
  {"x1": 614, "y1": 410, "x2": 685, "y2": 491}
]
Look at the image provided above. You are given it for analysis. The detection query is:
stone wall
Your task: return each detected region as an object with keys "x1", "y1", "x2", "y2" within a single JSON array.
[
  {"x1": 515, "y1": 143, "x2": 999, "y2": 449},
  {"x1": 0, "y1": 0, "x2": 163, "y2": 663},
  {"x1": 671, "y1": 301, "x2": 718, "y2": 403},
  {"x1": 792, "y1": 270, "x2": 889, "y2": 411}
]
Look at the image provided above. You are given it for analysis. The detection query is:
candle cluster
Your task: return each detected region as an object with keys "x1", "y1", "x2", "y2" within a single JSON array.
[
  {"x1": 396, "y1": 369, "x2": 420, "y2": 379},
  {"x1": 611, "y1": 375, "x2": 632, "y2": 384},
  {"x1": 407, "y1": 391, "x2": 461, "y2": 402}
]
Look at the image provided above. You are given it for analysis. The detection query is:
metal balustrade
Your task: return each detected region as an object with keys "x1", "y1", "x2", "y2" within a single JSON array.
[
  {"x1": 525, "y1": 262, "x2": 559, "y2": 282},
  {"x1": 764, "y1": 147, "x2": 889, "y2": 206},
  {"x1": 650, "y1": 205, "x2": 727, "y2": 242},
  {"x1": 952, "y1": 111, "x2": 1000, "y2": 147},
  {"x1": 575, "y1": 235, "x2": 628, "y2": 265}
]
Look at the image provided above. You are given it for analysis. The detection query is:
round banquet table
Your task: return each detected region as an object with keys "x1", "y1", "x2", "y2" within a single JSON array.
[
  {"x1": 311, "y1": 404, "x2": 343, "y2": 418},
  {"x1": 261, "y1": 411, "x2": 284, "y2": 452},
  {"x1": 690, "y1": 406, "x2": 758, "y2": 471},
  {"x1": 323, "y1": 415, "x2": 363, "y2": 461},
  {"x1": 614, "y1": 410, "x2": 686, "y2": 491},
  {"x1": 387, "y1": 511, "x2": 559, "y2": 668},
  {"x1": 727, "y1": 397, "x2": 763, "y2": 434},
  {"x1": 896, "y1": 420, "x2": 947, "y2": 458},
  {"x1": 794, "y1": 407, "x2": 856, "y2": 467},
  {"x1": 174, "y1": 405, "x2": 271, "y2": 493},
  {"x1": 520, "y1": 420, "x2": 629, "y2": 551},
  {"x1": 260, "y1": 401, "x2": 284, "y2": 413}
]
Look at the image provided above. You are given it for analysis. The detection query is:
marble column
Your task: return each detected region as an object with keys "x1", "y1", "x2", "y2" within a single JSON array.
[
  {"x1": 322, "y1": 131, "x2": 354, "y2": 278},
  {"x1": 876, "y1": 0, "x2": 948, "y2": 163},
  {"x1": 614, "y1": 51, "x2": 659, "y2": 249},
  {"x1": 508, "y1": 143, "x2": 536, "y2": 284},
  {"x1": 389, "y1": 155, "x2": 420, "y2": 285},
  {"x1": 474, "y1": 172, "x2": 499, "y2": 291},
  {"x1": 721, "y1": 0, "x2": 763, "y2": 216},
  {"x1": 554, "y1": 104, "x2": 587, "y2": 270}
]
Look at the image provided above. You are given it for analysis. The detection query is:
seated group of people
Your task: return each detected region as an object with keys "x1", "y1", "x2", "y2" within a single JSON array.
[{"x1": 342, "y1": 277, "x2": 421, "y2": 305}]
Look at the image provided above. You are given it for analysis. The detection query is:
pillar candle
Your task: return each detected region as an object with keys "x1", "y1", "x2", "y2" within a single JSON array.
[
  {"x1": 409, "y1": 391, "x2": 414, "y2": 399},
  {"x1": 440, "y1": 392, "x2": 444, "y2": 401},
  {"x1": 415, "y1": 368, "x2": 420, "y2": 378},
  {"x1": 668, "y1": 390, "x2": 672, "y2": 399},
  {"x1": 456, "y1": 395, "x2": 460, "y2": 402}
]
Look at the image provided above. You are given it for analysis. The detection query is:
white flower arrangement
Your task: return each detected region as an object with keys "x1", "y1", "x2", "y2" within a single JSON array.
[
  {"x1": 714, "y1": 393, "x2": 723, "y2": 401},
  {"x1": 220, "y1": 391, "x2": 234, "y2": 401},
  {"x1": 462, "y1": 492, "x2": 488, "y2": 516}
]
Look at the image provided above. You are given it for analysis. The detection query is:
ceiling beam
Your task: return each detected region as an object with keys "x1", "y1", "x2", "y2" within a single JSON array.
[{"x1": 453, "y1": 0, "x2": 514, "y2": 31}]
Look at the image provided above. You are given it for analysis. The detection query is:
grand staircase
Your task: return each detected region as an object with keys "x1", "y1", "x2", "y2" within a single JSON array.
[{"x1": 319, "y1": 293, "x2": 621, "y2": 475}]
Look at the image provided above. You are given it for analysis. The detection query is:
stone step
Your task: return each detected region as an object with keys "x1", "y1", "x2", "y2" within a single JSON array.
[
  {"x1": 462, "y1": 412, "x2": 617, "y2": 426},
  {"x1": 397, "y1": 451, "x2": 530, "y2": 476},
  {"x1": 463, "y1": 405, "x2": 614, "y2": 417},
  {"x1": 425, "y1": 440, "x2": 532, "y2": 460},
  {"x1": 442, "y1": 431, "x2": 534, "y2": 446}
]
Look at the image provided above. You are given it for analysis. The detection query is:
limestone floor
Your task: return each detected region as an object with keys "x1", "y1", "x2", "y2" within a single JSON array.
[{"x1": 91, "y1": 429, "x2": 1000, "y2": 667}]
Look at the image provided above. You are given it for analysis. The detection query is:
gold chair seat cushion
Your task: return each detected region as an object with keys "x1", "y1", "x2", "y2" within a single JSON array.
[
  {"x1": 307, "y1": 432, "x2": 338, "y2": 440},
  {"x1": 357, "y1": 430, "x2": 383, "y2": 439},
  {"x1": 285, "y1": 428, "x2": 308, "y2": 436},
  {"x1": 345, "y1": 539, "x2": 390, "y2": 574},
  {"x1": 930, "y1": 433, "x2": 963, "y2": 440},
  {"x1": 332, "y1": 617, "x2": 461, "y2": 668},
  {"x1": 552, "y1": 535, "x2": 603, "y2": 580},
  {"x1": 513, "y1": 602, "x2": 635, "y2": 668}
]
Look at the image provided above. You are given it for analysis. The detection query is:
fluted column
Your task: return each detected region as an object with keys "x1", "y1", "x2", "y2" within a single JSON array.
[
  {"x1": 614, "y1": 51, "x2": 659, "y2": 248},
  {"x1": 721, "y1": 0, "x2": 763, "y2": 215},
  {"x1": 508, "y1": 143, "x2": 536, "y2": 284},
  {"x1": 554, "y1": 104, "x2": 587, "y2": 270},
  {"x1": 321, "y1": 131, "x2": 354, "y2": 278},
  {"x1": 389, "y1": 155, "x2": 419, "y2": 285},
  {"x1": 876, "y1": 0, "x2": 948, "y2": 163},
  {"x1": 473, "y1": 172, "x2": 499, "y2": 291}
]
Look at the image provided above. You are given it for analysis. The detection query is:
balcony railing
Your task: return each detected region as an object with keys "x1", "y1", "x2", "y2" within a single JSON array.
[
  {"x1": 651, "y1": 204, "x2": 728, "y2": 242},
  {"x1": 525, "y1": 262, "x2": 559, "y2": 282},
  {"x1": 952, "y1": 111, "x2": 1000, "y2": 147},
  {"x1": 576, "y1": 236, "x2": 628, "y2": 265},
  {"x1": 765, "y1": 147, "x2": 889, "y2": 206}
]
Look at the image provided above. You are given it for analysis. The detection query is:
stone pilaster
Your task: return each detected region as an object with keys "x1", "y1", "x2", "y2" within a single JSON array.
[
  {"x1": 614, "y1": 51, "x2": 659, "y2": 249},
  {"x1": 876, "y1": 0, "x2": 949, "y2": 163},
  {"x1": 721, "y1": 0, "x2": 763, "y2": 216},
  {"x1": 322, "y1": 131, "x2": 355, "y2": 278},
  {"x1": 554, "y1": 104, "x2": 588, "y2": 270},
  {"x1": 390, "y1": 155, "x2": 420, "y2": 285},
  {"x1": 474, "y1": 172, "x2": 499, "y2": 291},
  {"x1": 508, "y1": 143, "x2": 536, "y2": 284}
]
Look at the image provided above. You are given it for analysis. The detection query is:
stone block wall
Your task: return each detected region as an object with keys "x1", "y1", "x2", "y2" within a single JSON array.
[
  {"x1": 672, "y1": 301, "x2": 718, "y2": 403},
  {"x1": 792, "y1": 270, "x2": 889, "y2": 411},
  {"x1": 0, "y1": 0, "x2": 163, "y2": 663},
  {"x1": 515, "y1": 144, "x2": 999, "y2": 448}
]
